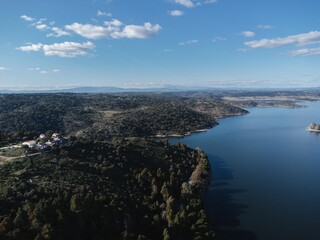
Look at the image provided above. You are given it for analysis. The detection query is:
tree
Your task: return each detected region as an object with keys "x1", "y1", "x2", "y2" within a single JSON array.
[
  {"x1": 161, "y1": 183, "x2": 169, "y2": 201},
  {"x1": 70, "y1": 194, "x2": 82, "y2": 213},
  {"x1": 163, "y1": 228, "x2": 170, "y2": 240}
]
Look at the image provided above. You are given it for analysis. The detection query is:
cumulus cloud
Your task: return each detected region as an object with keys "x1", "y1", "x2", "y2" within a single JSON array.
[
  {"x1": 21, "y1": 15, "x2": 70, "y2": 38},
  {"x1": 169, "y1": 10, "x2": 185, "y2": 16},
  {"x1": 17, "y1": 42, "x2": 95, "y2": 58},
  {"x1": 241, "y1": 31, "x2": 255, "y2": 37},
  {"x1": 47, "y1": 27, "x2": 70, "y2": 37},
  {"x1": 172, "y1": 0, "x2": 195, "y2": 8},
  {"x1": 179, "y1": 39, "x2": 198, "y2": 45},
  {"x1": 65, "y1": 20, "x2": 161, "y2": 39},
  {"x1": 20, "y1": 15, "x2": 35, "y2": 22},
  {"x1": 114, "y1": 23, "x2": 161, "y2": 39},
  {"x1": 42, "y1": 42, "x2": 95, "y2": 57},
  {"x1": 0, "y1": 67, "x2": 10, "y2": 71},
  {"x1": 36, "y1": 24, "x2": 50, "y2": 31},
  {"x1": 20, "y1": 15, "x2": 161, "y2": 43},
  {"x1": 245, "y1": 31, "x2": 320, "y2": 48},
  {"x1": 65, "y1": 22, "x2": 117, "y2": 39},
  {"x1": 289, "y1": 47, "x2": 320, "y2": 57},
  {"x1": 17, "y1": 43, "x2": 44, "y2": 52},
  {"x1": 97, "y1": 10, "x2": 112, "y2": 17}
]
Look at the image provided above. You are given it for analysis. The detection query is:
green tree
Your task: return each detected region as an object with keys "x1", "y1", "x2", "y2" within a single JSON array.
[{"x1": 163, "y1": 228, "x2": 170, "y2": 240}]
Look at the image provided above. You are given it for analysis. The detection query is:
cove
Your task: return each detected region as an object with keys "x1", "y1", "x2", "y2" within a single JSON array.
[{"x1": 170, "y1": 102, "x2": 320, "y2": 240}]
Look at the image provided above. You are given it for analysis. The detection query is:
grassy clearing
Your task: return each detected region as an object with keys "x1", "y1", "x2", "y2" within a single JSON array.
[{"x1": 0, "y1": 147, "x2": 25, "y2": 157}]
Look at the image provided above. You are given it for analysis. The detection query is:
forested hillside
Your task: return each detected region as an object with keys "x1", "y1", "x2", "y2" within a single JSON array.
[
  {"x1": 0, "y1": 93, "x2": 249, "y2": 239},
  {"x1": 0, "y1": 139, "x2": 213, "y2": 240},
  {"x1": 0, "y1": 94, "x2": 247, "y2": 143}
]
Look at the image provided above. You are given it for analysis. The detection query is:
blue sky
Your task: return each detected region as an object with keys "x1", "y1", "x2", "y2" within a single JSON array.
[{"x1": 1, "y1": 0, "x2": 320, "y2": 89}]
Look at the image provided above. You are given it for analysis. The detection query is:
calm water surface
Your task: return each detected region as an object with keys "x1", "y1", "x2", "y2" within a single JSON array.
[{"x1": 171, "y1": 102, "x2": 320, "y2": 240}]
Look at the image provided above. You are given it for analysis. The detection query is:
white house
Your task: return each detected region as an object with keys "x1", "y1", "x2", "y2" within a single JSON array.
[
  {"x1": 52, "y1": 133, "x2": 60, "y2": 139},
  {"x1": 22, "y1": 140, "x2": 36, "y2": 148},
  {"x1": 39, "y1": 134, "x2": 46, "y2": 139}
]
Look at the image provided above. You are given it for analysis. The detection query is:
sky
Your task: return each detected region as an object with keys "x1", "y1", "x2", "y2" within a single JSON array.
[{"x1": 1, "y1": 0, "x2": 320, "y2": 89}]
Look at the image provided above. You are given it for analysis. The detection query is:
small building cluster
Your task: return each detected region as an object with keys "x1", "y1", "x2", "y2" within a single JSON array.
[
  {"x1": 22, "y1": 133, "x2": 64, "y2": 150},
  {"x1": 308, "y1": 123, "x2": 320, "y2": 131}
]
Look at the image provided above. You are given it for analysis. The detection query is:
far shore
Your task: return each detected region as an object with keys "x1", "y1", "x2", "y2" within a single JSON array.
[
  {"x1": 151, "y1": 112, "x2": 250, "y2": 139},
  {"x1": 152, "y1": 128, "x2": 209, "y2": 138}
]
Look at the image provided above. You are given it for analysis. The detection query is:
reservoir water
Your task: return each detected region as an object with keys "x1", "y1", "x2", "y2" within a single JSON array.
[{"x1": 170, "y1": 102, "x2": 320, "y2": 240}]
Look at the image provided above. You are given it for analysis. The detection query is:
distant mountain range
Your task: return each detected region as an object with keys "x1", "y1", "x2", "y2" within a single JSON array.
[
  {"x1": 0, "y1": 86, "x2": 212, "y2": 94},
  {"x1": 0, "y1": 86, "x2": 319, "y2": 94}
]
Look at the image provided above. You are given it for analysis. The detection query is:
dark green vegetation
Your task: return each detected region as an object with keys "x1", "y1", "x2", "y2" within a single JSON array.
[
  {"x1": 1, "y1": 91, "x2": 316, "y2": 239},
  {"x1": 0, "y1": 93, "x2": 250, "y2": 239},
  {"x1": 0, "y1": 93, "x2": 247, "y2": 144},
  {"x1": 0, "y1": 139, "x2": 213, "y2": 239}
]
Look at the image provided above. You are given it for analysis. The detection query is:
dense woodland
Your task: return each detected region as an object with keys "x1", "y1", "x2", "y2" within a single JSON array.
[
  {"x1": 0, "y1": 93, "x2": 249, "y2": 239},
  {"x1": 0, "y1": 94, "x2": 247, "y2": 144},
  {"x1": 0, "y1": 139, "x2": 213, "y2": 239}
]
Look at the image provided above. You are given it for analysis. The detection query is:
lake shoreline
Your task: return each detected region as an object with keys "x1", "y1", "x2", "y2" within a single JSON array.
[
  {"x1": 170, "y1": 101, "x2": 320, "y2": 240},
  {"x1": 307, "y1": 128, "x2": 320, "y2": 133},
  {"x1": 151, "y1": 111, "x2": 250, "y2": 139}
]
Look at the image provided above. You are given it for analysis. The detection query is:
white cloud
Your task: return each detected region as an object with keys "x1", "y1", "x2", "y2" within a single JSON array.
[
  {"x1": 20, "y1": 15, "x2": 70, "y2": 38},
  {"x1": 171, "y1": 0, "x2": 217, "y2": 8},
  {"x1": 97, "y1": 10, "x2": 112, "y2": 17},
  {"x1": 0, "y1": 67, "x2": 10, "y2": 71},
  {"x1": 28, "y1": 67, "x2": 41, "y2": 71},
  {"x1": 43, "y1": 42, "x2": 95, "y2": 57},
  {"x1": 36, "y1": 24, "x2": 50, "y2": 31},
  {"x1": 33, "y1": 18, "x2": 47, "y2": 26},
  {"x1": 241, "y1": 31, "x2": 255, "y2": 37},
  {"x1": 106, "y1": 19, "x2": 123, "y2": 27},
  {"x1": 114, "y1": 23, "x2": 161, "y2": 39},
  {"x1": 47, "y1": 27, "x2": 70, "y2": 37},
  {"x1": 65, "y1": 20, "x2": 161, "y2": 39},
  {"x1": 20, "y1": 15, "x2": 161, "y2": 41},
  {"x1": 257, "y1": 24, "x2": 273, "y2": 29},
  {"x1": 245, "y1": 31, "x2": 320, "y2": 48},
  {"x1": 172, "y1": 0, "x2": 195, "y2": 8},
  {"x1": 17, "y1": 43, "x2": 44, "y2": 52},
  {"x1": 203, "y1": 0, "x2": 218, "y2": 3},
  {"x1": 169, "y1": 10, "x2": 185, "y2": 16},
  {"x1": 65, "y1": 22, "x2": 118, "y2": 39},
  {"x1": 28, "y1": 67, "x2": 62, "y2": 73},
  {"x1": 179, "y1": 39, "x2": 198, "y2": 45},
  {"x1": 289, "y1": 47, "x2": 320, "y2": 57},
  {"x1": 20, "y1": 15, "x2": 35, "y2": 22},
  {"x1": 17, "y1": 42, "x2": 95, "y2": 58}
]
